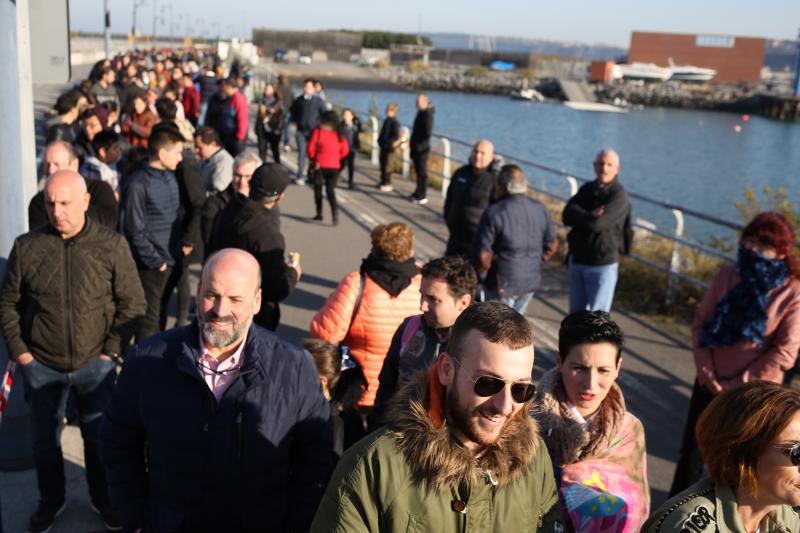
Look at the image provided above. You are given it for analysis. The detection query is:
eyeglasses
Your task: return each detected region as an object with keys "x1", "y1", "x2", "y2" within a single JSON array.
[
  {"x1": 773, "y1": 442, "x2": 800, "y2": 466},
  {"x1": 450, "y1": 357, "x2": 536, "y2": 403}
]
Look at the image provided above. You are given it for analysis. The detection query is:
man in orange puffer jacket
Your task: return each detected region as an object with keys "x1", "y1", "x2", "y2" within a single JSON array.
[{"x1": 310, "y1": 222, "x2": 421, "y2": 407}]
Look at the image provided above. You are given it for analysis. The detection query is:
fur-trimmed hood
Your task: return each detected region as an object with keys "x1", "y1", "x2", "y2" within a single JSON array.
[
  {"x1": 531, "y1": 368, "x2": 626, "y2": 465},
  {"x1": 386, "y1": 362, "x2": 540, "y2": 491}
]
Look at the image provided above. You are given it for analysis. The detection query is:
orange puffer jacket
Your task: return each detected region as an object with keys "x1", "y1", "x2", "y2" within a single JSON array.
[{"x1": 310, "y1": 271, "x2": 422, "y2": 406}]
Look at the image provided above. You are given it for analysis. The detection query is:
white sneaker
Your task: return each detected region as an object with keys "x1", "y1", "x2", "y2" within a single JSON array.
[
  {"x1": 379, "y1": 185, "x2": 393, "y2": 192},
  {"x1": 416, "y1": 197, "x2": 428, "y2": 205},
  {"x1": 294, "y1": 178, "x2": 307, "y2": 186},
  {"x1": 283, "y1": 145, "x2": 291, "y2": 153}
]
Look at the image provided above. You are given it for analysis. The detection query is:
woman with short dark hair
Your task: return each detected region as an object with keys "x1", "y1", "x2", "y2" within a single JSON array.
[
  {"x1": 532, "y1": 311, "x2": 649, "y2": 532},
  {"x1": 645, "y1": 381, "x2": 800, "y2": 532},
  {"x1": 671, "y1": 212, "x2": 800, "y2": 495}
]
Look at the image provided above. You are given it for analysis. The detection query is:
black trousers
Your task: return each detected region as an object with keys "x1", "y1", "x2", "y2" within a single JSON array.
[
  {"x1": 136, "y1": 266, "x2": 171, "y2": 343},
  {"x1": 257, "y1": 131, "x2": 282, "y2": 164},
  {"x1": 412, "y1": 150, "x2": 429, "y2": 199},
  {"x1": 669, "y1": 380, "x2": 715, "y2": 496},
  {"x1": 339, "y1": 152, "x2": 355, "y2": 186},
  {"x1": 379, "y1": 149, "x2": 393, "y2": 186},
  {"x1": 314, "y1": 168, "x2": 339, "y2": 219},
  {"x1": 223, "y1": 136, "x2": 245, "y2": 157},
  {"x1": 159, "y1": 259, "x2": 192, "y2": 330}
]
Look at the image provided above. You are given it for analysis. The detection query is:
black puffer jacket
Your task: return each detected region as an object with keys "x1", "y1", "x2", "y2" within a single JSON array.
[
  {"x1": 443, "y1": 159, "x2": 502, "y2": 256},
  {"x1": 0, "y1": 219, "x2": 146, "y2": 371},
  {"x1": 209, "y1": 195, "x2": 297, "y2": 330},
  {"x1": 563, "y1": 178, "x2": 631, "y2": 266}
]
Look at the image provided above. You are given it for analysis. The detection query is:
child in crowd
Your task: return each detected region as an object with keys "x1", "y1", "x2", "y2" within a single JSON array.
[{"x1": 303, "y1": 339, "x2": 368, "y2": 462}]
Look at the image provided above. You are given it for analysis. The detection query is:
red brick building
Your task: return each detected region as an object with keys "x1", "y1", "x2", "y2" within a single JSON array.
[{"x1": 628, "y1": 31, "x2": 767, "y2": 84}]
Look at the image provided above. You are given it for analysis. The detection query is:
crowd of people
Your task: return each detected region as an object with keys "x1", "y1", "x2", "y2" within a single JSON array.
[{"x1": 2, "y1": 44, "x2": 800, "y2": 533}]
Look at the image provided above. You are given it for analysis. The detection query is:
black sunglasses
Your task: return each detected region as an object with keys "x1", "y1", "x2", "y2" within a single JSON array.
[
  {"x1": 451, "y1": 357, "x2": 536, "y2": 403},
  {"x1": 773, "y1": 442, "x2": 800, "y2": 466}
]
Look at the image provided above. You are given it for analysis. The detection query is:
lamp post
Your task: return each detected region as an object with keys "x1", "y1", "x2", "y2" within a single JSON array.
[{"x1": 132, "y1": 0, "x2": 147, "y2": 50}]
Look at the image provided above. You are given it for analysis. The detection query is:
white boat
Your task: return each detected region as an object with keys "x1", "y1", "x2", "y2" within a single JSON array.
[
  {"x1": 564, "y1": 101, "x2": 628, "y2": 113},
  {"x1": 611, "y1": 62, "x2": 672, "y2": 82},
  {"x1": 511, "y1": 78, "x2": 545, "y2": 102},
  {"x1": 667, "y1": 58, "x2": 716, "y2": 82},
  {"x1": 510, "y1": 88, "x2": 545, "y2": 102}
]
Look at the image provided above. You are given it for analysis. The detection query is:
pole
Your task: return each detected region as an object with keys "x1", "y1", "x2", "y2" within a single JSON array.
[
  {"x1": 103, "y1": 0, "x2": 111, "y2": 58},
  {"x1": 152, "y1": 0, "x2": 157, "y2": 48},
  {"x1": 132, "y1": 1, "x2": 137, "y2": 50},
  {"x1": 0, "y1": 0, "x2": 38, "y2": 471},
  {"x1": 794, "y1": 28, "x2": 800, "y2": 98}
]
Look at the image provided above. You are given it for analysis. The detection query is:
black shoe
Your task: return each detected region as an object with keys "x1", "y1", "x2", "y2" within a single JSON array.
[
  {"x1": 348, "y1": 183, "x2": 355, "y2": 190},
  {"x1": 28, "y1": 500, "x2": 66, "y2": 533},
  {"x1": 332, "y1": 215, "x2": 339, "y2": 226},
  {"x1": 91, "y1": 499, "x2": 123, "y2": 531},
  {"x1": 312, "y1": 214, "x2": 323, "y2": 221}
]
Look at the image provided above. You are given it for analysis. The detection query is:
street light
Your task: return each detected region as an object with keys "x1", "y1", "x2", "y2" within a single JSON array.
[
  {"x1": 161, "y1": 4, "x2": 174, "y2": 48},
  {"x1": 132, "y1": 0, "x2": 147, "y2": 50}
]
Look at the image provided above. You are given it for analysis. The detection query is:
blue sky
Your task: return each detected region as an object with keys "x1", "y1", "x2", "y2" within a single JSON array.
[{"x1": 70, "y1": 0, "x2": 799, "y2": 48}]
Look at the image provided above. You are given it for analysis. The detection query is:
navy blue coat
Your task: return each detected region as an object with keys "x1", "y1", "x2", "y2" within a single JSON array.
[{"x1": 99, "y1": 322, "x2": 332, "y2": 532}]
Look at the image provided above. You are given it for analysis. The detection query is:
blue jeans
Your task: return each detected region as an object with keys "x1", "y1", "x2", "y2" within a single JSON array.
[
  {"x1": 568, "y1": 258, "x2": 618, "y2": 313},
  {"x1": 484, "y1": 289, "x2": 535, "y2": 315},
  {"x1": 20, "y1": 357, "x2": 117, "y2": 504},
  {"x1": 295, "y1": 130, "x2": 308, "y2": 180}
]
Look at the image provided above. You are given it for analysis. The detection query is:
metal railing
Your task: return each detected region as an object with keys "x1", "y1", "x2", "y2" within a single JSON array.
[{"x1": 351, "y1": 106, "x2": 752, "y2": 305}]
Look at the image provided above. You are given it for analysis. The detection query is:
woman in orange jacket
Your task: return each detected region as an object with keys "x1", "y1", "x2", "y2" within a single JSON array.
[{"x1": 310, "y1": 222, "x2": 422, "y2": 407}]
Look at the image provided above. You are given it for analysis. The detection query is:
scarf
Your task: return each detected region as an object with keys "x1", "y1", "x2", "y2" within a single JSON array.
[
  {"x1": 699, "y1": 247, "x2": 789, "y2": 348},
  {"x1": 531, "y1": 369, "x2": 626, "y2": 465},
  {"x1": 360, "y1": 255, "x2": 417, "y2": 297}
]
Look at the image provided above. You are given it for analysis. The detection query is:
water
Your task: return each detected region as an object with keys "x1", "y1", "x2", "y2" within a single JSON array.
[{"x1": 327, "y1": 88, "x2": 800, "y2": 243}]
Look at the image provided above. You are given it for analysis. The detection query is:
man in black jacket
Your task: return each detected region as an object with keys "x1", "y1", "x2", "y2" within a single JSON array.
[
  {"x1": 377, "y1": 103, "x2": 404, "y2": 192},
  {"x1": 562, "y1": 149, "x2": 631, "y2": 313},
  {"x1": 409, "y1": 94, "x2": 434, "y2": 204},
  {"x1": 0, "y1": 171, "x2": 145, "y2": 533},
  {"x1": 443, "y1": 139, "x2": 501, "y2": 257},
  {"x1": 119, "y1": 124, "x2": 184, "y2": 342},
  {"x1": 99, "y1": 249, "x2": 330, "y2": 532},
  {"x1": 209, "y1": 163, "x2": 300, "y2": 330},
  {"x1": 289, "y1": 79, "x2": 325, "y2": 183},
  {"x1": 29, "y1": 141, "x2": 118, "y2": 230}
]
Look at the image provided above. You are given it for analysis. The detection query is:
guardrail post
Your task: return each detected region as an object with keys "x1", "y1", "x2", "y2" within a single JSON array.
[
  {"x1": 565, "y1": 176, "x2": 578, "y2": 197},
  {"x1": 666, "y1": 208, "x2": 685, "y2": 307},
  {"x1": 370, "y1": 116, "x2": 379, "y2": 166},
  {"x1": 440, "y1": 137, "x2": 451, "y2": 198},
  {"x1": 400, "y1": 126, "x2": 410, "y2": 179}
]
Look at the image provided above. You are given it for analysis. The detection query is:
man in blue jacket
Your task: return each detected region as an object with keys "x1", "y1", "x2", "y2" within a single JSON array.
[
  {"x1": 119, "y1": 123, "x2": 184, "y2": 342},
  {"x1": 99, "y1": 248, "x2": 332, "y2": 532},
  {"x1": 289, "y1": 79, "x2": 325, "y2": 184}
]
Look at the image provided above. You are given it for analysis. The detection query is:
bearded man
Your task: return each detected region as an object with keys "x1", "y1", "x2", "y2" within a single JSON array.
[
  {"x1": 99, "y1": 249, "x2": 331, "y2": 533},
  {"x1": 311, "y1": 302, "x2": 563, "y2": 532}
]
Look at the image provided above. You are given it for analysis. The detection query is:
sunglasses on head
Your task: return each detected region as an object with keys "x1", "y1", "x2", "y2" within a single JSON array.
[
  {"x1": 773, "y1": 442, "x2": 800, "y2": 466},
  {"x1": 451, "y1": 357, "x2": 536, "y2": 403}
]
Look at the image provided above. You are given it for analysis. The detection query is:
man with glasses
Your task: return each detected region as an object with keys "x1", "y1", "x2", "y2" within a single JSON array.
[
  {"x1": 311, "y1": 302, "x2": 563, "y2": 532},
  {"x1": 100, "y1": 249, "x2": 330, "y2": 533}
]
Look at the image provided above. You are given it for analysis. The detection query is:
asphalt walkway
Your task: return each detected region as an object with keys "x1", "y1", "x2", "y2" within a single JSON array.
[{"x1": 0, "y1": 69, "x2": 695, "y2": 532}]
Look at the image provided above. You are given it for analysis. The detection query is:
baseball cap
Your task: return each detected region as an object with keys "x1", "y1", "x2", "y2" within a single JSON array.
[{"x1": 249, "y1": 163, "x2": 291, "y2": 201}]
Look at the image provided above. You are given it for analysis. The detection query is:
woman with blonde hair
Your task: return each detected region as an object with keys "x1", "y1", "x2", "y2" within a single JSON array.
[{"x1": 310, "y1": 222, "x2": 421, "y2": 408}]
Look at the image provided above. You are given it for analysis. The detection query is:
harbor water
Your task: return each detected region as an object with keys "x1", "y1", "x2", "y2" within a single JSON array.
[{"x1": 328, "y1": 88, "x2": 800, "y2": 243}]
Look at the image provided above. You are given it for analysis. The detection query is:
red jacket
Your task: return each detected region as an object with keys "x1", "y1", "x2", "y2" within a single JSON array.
[
  {"x1": 307, "y1": 128, "x2": 349, "y2": 170},
  {"x1": 181, "y1": 86, "x2": 201, "y2": 121},
  {"x1": 227, "y1": 91, "x2": 249, "y2": 141}
]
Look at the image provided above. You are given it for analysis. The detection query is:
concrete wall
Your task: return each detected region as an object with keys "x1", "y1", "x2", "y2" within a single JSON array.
[
  {"x1": 628, "y1": 31, "x2": 766, "y2": 84},
  {"x1": 252, "y1": 29, "x2": 361, "y2": 62}
]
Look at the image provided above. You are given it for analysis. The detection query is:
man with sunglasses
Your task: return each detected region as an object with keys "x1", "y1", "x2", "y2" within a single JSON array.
[
  {"x1": 99, "y1": 249, "x2": 330, "y2": 533},
  {"x1": 311, "y1": 302, "x2": 563, "y2": 532}
]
